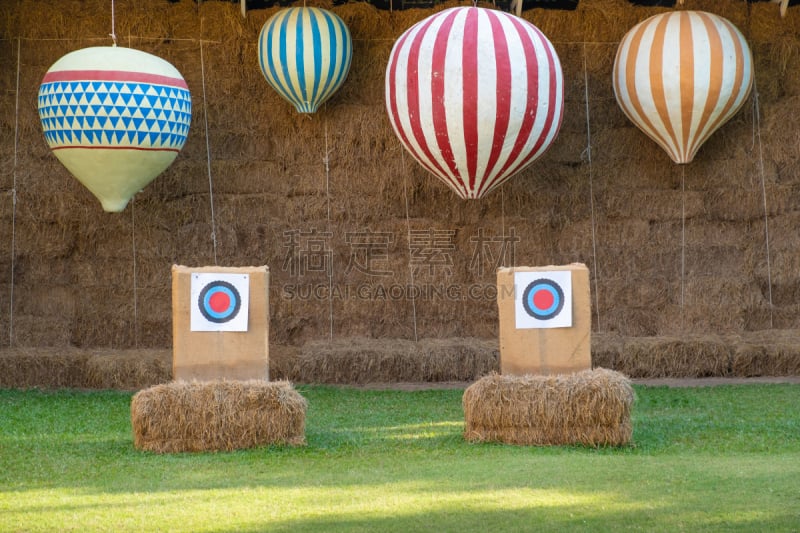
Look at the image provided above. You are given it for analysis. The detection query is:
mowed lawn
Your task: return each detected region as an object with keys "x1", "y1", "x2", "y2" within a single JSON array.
[{"x1": 1, "y1": 384, "x2": 799, "y2": 532}]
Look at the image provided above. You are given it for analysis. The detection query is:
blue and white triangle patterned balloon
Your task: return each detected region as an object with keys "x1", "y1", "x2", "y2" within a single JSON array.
[{"x1": 37, "y1": 46, "x2": 192, "y2": 212}]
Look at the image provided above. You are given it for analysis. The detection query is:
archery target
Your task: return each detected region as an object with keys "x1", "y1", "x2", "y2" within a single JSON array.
[
  {"x1": 514, "y1": 271, "x2": 572, "y2": 329},
  {"x1": 191, "y1": 273, "x2": 250, "y2": 331}
]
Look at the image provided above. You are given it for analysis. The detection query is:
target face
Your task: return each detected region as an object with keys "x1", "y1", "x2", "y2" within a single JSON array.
[
  {"x1": 522, "y1": 279, "x2": 564, "y2": 320},
  {"x1": 198, "y1": 281, "x2": 241, "y2": 323},
  {"x1": 190, "y1": 273, "x2": 250, "y2": 332},
  {"x1": 514, "y1": 271, "x2": 572, "y2": 329}
]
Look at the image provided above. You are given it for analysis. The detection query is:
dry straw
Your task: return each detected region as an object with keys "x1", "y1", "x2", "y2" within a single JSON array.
[
  {"x1": 615, "y1": 335, "x2": 731, "y2": 378},
  {"x1": 131, "y1": 379, "x2": 307, "y2": 453},
  {"x1": 463, "y1": 368, "x2": 634, "y2": 447},
  {"x1": 2, "y1": 0, "x2": 800, "y2": 348},
  {"x1": 288, "y1": 337, "x2": 499, "y2": 383}
]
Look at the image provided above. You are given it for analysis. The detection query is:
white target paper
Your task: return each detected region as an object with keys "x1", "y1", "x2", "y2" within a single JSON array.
[
  {"x1": 514, "y1": 271, "x2": 572, "y2": 329},
  {"x1": 190, "y1": 273, "x2": 250, "y2": 332}
]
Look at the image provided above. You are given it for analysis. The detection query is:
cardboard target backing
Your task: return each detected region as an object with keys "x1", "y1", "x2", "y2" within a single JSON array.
[
  {"x1": 172, "y1": 265, "x2": 269, "y2": 381},
  {"x1": 497, "y1": 264, "x2": 591, "y2": 376}
]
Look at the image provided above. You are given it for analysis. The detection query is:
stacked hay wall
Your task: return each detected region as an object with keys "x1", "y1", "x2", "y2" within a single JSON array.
[{"x1": 0, "y1": 0, "x2": 799, "y2": 350}]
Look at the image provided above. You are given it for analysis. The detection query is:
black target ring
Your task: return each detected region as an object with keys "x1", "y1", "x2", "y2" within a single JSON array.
[
  {"x1": 522, "y1": 278, "x2": 564, "y2": 320},
  {"x1": 198, "y1": 280, "x2": 242, "y2": 324}
]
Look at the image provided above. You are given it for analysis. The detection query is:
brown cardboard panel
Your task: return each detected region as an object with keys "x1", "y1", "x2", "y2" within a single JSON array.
[
  {"x1": 172, "y1": 265, "x2": 269, "y2": 381},
  {"x1": 497, "y1": 264, "x2": 591, "y2": 376}
]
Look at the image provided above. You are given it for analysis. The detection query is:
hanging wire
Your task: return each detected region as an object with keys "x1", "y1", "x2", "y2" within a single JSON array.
[
  {"x1": 199, "y1": 35, "x2": 218, "y2": 264},
  {"x1": 323, "y1": 116, "x2": 334, "y2": 340},
  {"x1": 753, "y1": 77, "x2": 774, "y2": 327},
  {"x1": 500, "y1": 185, "x2": 506, "y2": 265},
  {"x1": 131, "y1": 198, "x2": 139, "y2": 347},
  {"x1": 680, "y1": 165, "x2": 686, "y2": 330},
  {"x1": 401, "y1": 151, "x2": 419, "y2": 342},
  {"x1": 110, "y1": 0, "x2": 118, "y2": 46},
  {"x1": 583, "y1": 43, "x2": 602, "y2": 332},
  {"x1": 9, "y1": 38, "x2": 21, "y2": 346}
]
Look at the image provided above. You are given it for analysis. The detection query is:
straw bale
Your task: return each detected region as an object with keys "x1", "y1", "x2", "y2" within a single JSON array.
[
  {"x1": 337, "y1": 3, "x2": 393, "y2": 48},
  {"x1": 463, "y1": 368, "x2": 633, "y2": 447},
  {"x1": 596, "y1": 247, "x2": 681, "y2": 279},
  {"x1": 557, "y1": 218, "x2": 647, "y2": 258},
  {"x1": 731, "y1": 340, "x2": 800, "y2": 377},
  {"x1": 591, "y1": 332, "x2": 622, "y2": 370},
  {"x1": 130, "y1": 379, "x2": 307, "y2": 453},
  {"x1": 749, "y1": 3, "x2": 800, "y2": 43},
  {"x1": 579, "y1": 0, "x2": 647, "y2": 43},
  {"x1": 523, "y1": 5, "x2": 584, "y2": 43},
  {"x1": 743, "y1": 303, "x2": 800, "y2": 332},
  {"x1": 704, "y1": 184, "x2": 792, "y2": 222},
  {"x1": 0, "y1": 347, "x2": 90, "y2": 388},
  {"x1": 12, "y1": 286, "x2": 75, "y2": 317},
  {"x1": 599, "y1": 276, "x2": 672, "y2": 310},
  {"x1": 616, "y1": 336, "x2": 731, "y2": 378},
  {"x1": 287, "y1": 337, "x2": 498, "y2": 384},
  {"x1": 661, "y1": 303, "x2": 746, "y2": 337},
  {"x1": 268, "y1": 344, "x2": 301, "y2": 381},
  {"x1": 604, "y1": 187, "x2": 704, "y2": 221},
  {"x1": 11, "y1": 315, "x2": 73, "y2": 347},
  {"x1": 85, "y1": 349, "x2": 171, "y2": 389}
]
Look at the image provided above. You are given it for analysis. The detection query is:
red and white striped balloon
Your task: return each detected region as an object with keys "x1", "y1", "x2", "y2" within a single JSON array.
[
  {"x1": 385, "y1": 7, "x2": 564, "y2": 200},
  {"x1": 613, "y1": 11, "x2": 753, "y2": 164}
]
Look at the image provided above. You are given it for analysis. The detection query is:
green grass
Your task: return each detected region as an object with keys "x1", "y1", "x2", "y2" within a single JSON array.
[{"x1": 1, "y1": 384, "x2": 799, "y2": 532}]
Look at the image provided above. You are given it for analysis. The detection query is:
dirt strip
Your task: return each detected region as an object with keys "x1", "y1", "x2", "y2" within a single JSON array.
[{"x1": 334, "y1": 377, "x2": 800, "y2": 391}]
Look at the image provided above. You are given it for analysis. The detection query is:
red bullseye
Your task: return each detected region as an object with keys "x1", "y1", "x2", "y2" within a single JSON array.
[
  {"x1": 533, "y1": 289, "x2": 554, "y2": 310},
  {"x1": 209, "y1": 292, "x2": 230, "y2": 313}
]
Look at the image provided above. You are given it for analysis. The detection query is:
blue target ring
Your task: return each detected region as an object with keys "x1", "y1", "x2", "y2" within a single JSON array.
[
  {"x1": 198, "y1": 281, "x2": 241, "y2": 323},
  {"x1": 522, "y1": 279, "x2": 564, "y2": 320}
]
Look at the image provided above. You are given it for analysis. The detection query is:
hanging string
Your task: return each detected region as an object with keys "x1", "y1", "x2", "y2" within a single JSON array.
[
  {"x1": 500, "y1": 185, "x2": 506, "y2": 265},
  {"x1": 753, "y1": 77, "x2": 774, "y2": 327},
  {"x1": 131, "y1": 198, "x2": 139, "y2": 347},
  {"x1": 583, "y1": 43, "x2": 601, "y2": 331},
  {"x1": 680, "y1": 165, "x2": 686, "y2": 330},
  {"x1": 9, "y1": 38, "x2": 21, "y2": 346},
  {"x1": 401, "y1": 151, "x2": 419, "y2": 342},
  {"x1": 199, "y1": 35, "x2": 218, "y2": 264},
  {"x1": 110, "y1": 0, "x2": 118, "y2": 46},
  {"x1": 323, "y1": 116, "x2": 334, "y2": 340}
]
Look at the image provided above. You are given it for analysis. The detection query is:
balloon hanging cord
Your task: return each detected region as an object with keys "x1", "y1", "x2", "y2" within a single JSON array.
[
  {"x1": 200, "y1": 35, "x2": 219, "y2": 264},
  {"x1": 401, "y1": 151, "x2": 419, "y2": 342},
  {"x1": 753, "y1": 77, "x2": 774, "y2": 327},
  {"x1": 680, "y1": 165, "x2": 685, "y2": 332},
  {"x1": 583, "y1": 43, "x2": 601, "y2": 332},
  {"x1": 110, "y1": 0, "x2": 118, "y2": 46},
  {"x1": 323, "y1": 117, "x2": 334, "y2": 340}
]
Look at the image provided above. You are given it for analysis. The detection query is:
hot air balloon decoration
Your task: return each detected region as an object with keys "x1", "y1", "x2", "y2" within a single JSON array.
[
  {"x1": 385, "y1": 6, "x2": 564, "y2": 200},
  {"x1": 37, "y1": 46, "x2": 192, "y2": 212},
  {"x1": 258, "y1": 7, "x2": 353, "y2": 113},
  {"x1": 613, "y1": 11, "x2": 753, "y2": 164}
]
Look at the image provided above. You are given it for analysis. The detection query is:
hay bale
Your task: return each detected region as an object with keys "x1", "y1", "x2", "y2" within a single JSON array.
[
  {"x1": 730, "y1": 330, "x2": 800, "y2": 377},
  {"x1": 616, "y1": 336, "x2": 731, "y2": 378},
  {"x1": 463, "y1": 369, "x2": 633, "y2": 447},
  {"x1": 591, "y1": 332, "x2": 622, "y2": 370},
  {"x1": 85, "y1": 350, "x2": 171, "y2": 390},
  {"x1": 289, "y1": 337, "x2": 499, "y2": 383},
  {"x1": 131, "y1": 380, "x2": 307, "y2": 453},
  {"x1": 0, "y1": 348, "x2": 91, "y2": 389}
]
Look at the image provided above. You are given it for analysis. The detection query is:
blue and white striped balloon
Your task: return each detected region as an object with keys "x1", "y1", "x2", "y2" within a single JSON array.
[{"x1": 258, "y1": 7, "x2": 352, "y2": 113}]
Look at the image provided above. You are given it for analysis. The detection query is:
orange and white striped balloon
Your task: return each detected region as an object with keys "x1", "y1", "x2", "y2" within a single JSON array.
[{"x1": 613, "y1": 11, "x2": 753, "y2": 164}]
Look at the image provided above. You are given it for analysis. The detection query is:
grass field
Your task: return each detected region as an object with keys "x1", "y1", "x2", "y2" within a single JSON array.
[{"x1": 1, "y1": 384, "x2": 799, "y2": 532}]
